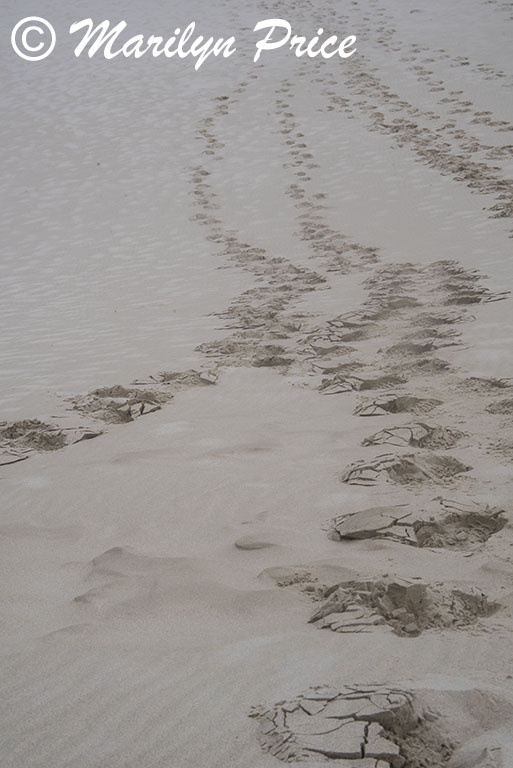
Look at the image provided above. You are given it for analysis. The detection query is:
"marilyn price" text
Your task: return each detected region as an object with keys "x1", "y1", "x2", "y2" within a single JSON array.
[{"x1": 69, "y1": 18, "x2": 357, "y2": 70}]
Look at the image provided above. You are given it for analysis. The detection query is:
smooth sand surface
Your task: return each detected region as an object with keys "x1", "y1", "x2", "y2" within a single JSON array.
[{"x1": 1, "y1": 0, "x2": 513, "y2": 766}]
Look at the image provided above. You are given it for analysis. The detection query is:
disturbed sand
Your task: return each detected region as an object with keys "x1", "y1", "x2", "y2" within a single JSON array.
[{"x1": 1, "y1": 0, "x2": 513, "y2": 766}]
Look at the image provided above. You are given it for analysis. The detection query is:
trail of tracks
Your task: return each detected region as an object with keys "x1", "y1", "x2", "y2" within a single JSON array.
[{"x1": 2, "y1": 1, "x2": 513, "y2": 764}]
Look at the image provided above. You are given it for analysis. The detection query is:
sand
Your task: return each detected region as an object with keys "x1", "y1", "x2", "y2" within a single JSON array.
[{"x1": 1, "y1": 0, "x2": 513, "y2": 765}]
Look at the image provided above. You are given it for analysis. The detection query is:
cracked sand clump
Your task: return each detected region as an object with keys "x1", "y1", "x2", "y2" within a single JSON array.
[
  {"x1": 443, "y1": 284, "x2": 509, "y2": 306},
  {"x1": 70, "y1": 384, "x2": 173, "y2": 423},
  {"x1": 319, "y1": 374, "x2": 406, "y2": 396},
  {"x1": 413, "y1": 310, "x2": 469, "y2": 326},
  {"x1": 150, "y1": 369, "x2": 217, "y2": 388},
  {"x1": 328, "y1": 500, "x2": 506, "y2": 550},
  {"x1": 341, "y1": 452, "x2": 471, "y2": 486},
  {"x1": 328, "y1": 506, "x2": 413, "y2": 543},
  {"x1": 387, "y1": 357, "x2": 453, "y2": 376},
  {"x1": 252, "y1": 345, "x2": 294, "y2": 368},
  {"x1": 385, "y1": 335, "x2": 460, "y2": 357},
  {"x1": 327, "y1": 310, "x2": 380, "y2": 331},
  {"x1": 413, "y1": 510, "x2": 507, "y2": 549},
  {"x1": 275, "y1": 570, "x2": 327, "y2": 600},
  {"x1": 195, "y1": 338, "x2": 254, "y2": 359},
  {"x1": 303, "y1": 322, "x2": 374, "y2": 347},
  {"x1": 425, "y1": 261, "x2": 510, "y2": 305},
  {"x1": 249, "y1": 684, "x2": 453, "y2": 767},
  {"x1": 0, "y1": 420, "x2": 67, "y2": 451},
  {"x1": 354, "y1": 395, "x2": 442, "y2": 417},
  {"x1": 91, "y1": 385, "x2": 165, "y2": 403},
  {"x1": 486, "y1": 398, "x2": 513, "y2": 415},
  {"x1": 0, "y1": 419, "x2": 102, "y2": 464},
  {"x1": 196, "y1": 338, "x2": 293, "y2": 368},
  {"x1": 459, "y1": 377, "x2": 512, "y2": 394},
  {"x1": 362, "y1": 423, "x2": 464, "y2": 450},
  {"x1": 309, "y1": 577, "x2": 497, "y2": 637}
]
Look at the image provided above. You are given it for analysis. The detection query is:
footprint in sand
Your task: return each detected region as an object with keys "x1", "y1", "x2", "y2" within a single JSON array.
[
  {"x1": 250, "y1": 683, "x2": 417, "y2": 764},
  {"x1": 68, "y1": 371, "x2": 217, "y2": 426},
  {"x1": 250, "y1": 682, "x2": 513, "y2": 766},
  {"x1": 486, "y1": 399, "x2": 513, "y2": 415},
  {"x1": 459, "y1": 377, "x2": 512, "y2": 394},
  {"x1": 340, "y1": 452, "x2": 471, "y2": 486},
  {"x1": 0, "y1": 419, "x2": 102, "y2": 464},
  {"x1": 354, "y1": 394, "x2": 442, "y2": 417},
  {"x1": 361, "y1": 423, "x2": 465, "y2": 450},
  {"x1": 308, "y1": 576, "x2": 498, "y2": 637},
  {"x1": 328, "y1": 499, "x2": 507, "y2": 551},
  {"x1": 413, "y1": 508, "x2": 507, "y2": 550},
  {"x1": 319, "y1": 373, "x2": 406, "y2": 395}
]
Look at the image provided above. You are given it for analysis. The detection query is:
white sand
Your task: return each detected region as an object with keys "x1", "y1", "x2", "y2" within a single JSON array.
[{"x1": 1, "y1": 0, "x2": 513, "y2": 766}]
